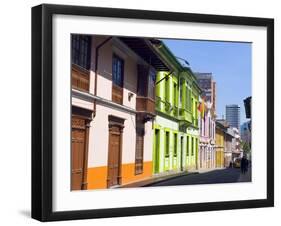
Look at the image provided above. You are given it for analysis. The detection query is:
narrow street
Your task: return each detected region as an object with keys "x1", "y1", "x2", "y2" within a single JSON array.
[{"x1": 144, "y1": 167, "x2": 252, "y2": 187}]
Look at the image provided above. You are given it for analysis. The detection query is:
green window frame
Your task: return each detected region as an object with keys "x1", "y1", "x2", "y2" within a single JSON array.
[
  {"x1": 165, "y1": 131, "x2": 170, "y2": 157},
  {"x1": 188, "y1": 89, "x2": 192, "y2": 111},
  {"x1": 173, "y1": 133, "x2": 177, "y2": 157},
  {"x1": 191, "y1": 137, "x2": 194, "y2": 156},
  {"x1": 185, "y1": 83, "x2": 188, "y2": 110},
  {"x1": 179, "y1": 79, "x2": 183, "y2": 107},
  {"x1": 173, "y1": 82, "x2": 177, "y2": 107},
  {"x1": 196, "y1": 138, "x2": 198, "y2": 156},
  {"x1": 165, "y1": 75, "x2": 170, "y2": 103},
  {"x1": 191, "y1": 97, "x2": 194, "y2": 116},
  {"x1": 186, "y1": 136, "x2": 189, "y2": 156}
]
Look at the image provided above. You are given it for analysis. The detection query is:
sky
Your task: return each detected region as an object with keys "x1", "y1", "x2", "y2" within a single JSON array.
[{"x1": 163, "y1": 39, "x2": 252, "y2": 125}]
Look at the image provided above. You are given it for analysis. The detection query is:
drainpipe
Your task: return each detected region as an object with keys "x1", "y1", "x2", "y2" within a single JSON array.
[
  {"x1": 177, "y1": 72, "x2": 181, "y2": 122},
  {"x1": 93, "y1": 37, "x2": 112, "y2": 117}
]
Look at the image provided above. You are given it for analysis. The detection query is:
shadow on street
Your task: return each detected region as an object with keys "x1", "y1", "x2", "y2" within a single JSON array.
[{"x1": 144, "y1": 167, "x2": 252, "y2": 187}]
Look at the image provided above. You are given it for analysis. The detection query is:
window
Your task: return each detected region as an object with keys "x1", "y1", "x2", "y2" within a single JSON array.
[
  {"x1": 173, "y1": 82, "x2": 177, "y2": 106},
  {"x1": 112, "y1": 54, "x2": 124, "y2": 87},
  {"x1": 186, "y1": 136, "x2": 189, "y2": 156},
  {"x1": 188, "y1": 90, "x2": 192, "y2": 110},
  {"x1": 185, "y1": 84, "x2": 188, "y2": 109},
  {"x1": 165, "y1": 131, "x2": 170, "y2": 157},
  {"x1": 204, "y1": 116, "x2": 206, "y2": 136},
  {"x1": 191, "y1": 98, "x2": 194, "y2": 115},
  {"x1": 195, "y1": 101, "x2": 198, "y2": 119},
  {"x1": 112, "y1": 55, "x2": 124, "y2": 104},
  {"x1": 179, "y1": 79, "x2": 183, "y2": 107},
  {"x1": 135, "y1": 117, "x2": 144, "y2": 175},
  {"x1": 137, "y1": 65, "x2": 156, "y2": 99},
  {"x1": 191, "y1": 137, "x2": 194, "y2": 156},
  {"x1": 165, "y1": 75, "x2": 170, "y2": 102},
  {"x1": 137, "y1": 65, "x2": 147, "y2": 96},
  {"x1": 195, "y1": 138, "x2": 198, "y2": 156},
  {"x1": 71, "y1": 35, "x2": 91, "y2": 70},
  {"x1": 173, "y1": 133, "x2": 177, "y2": 157},
  {"x1": 186, "y1": 88, "x2": 191, "y2": 111},
  {"x1": 147, "y1": 70, "x2": 156, "y2": 99},
  {"x1": 209, "y1": 118, "x2": 211, "y2": 138}
]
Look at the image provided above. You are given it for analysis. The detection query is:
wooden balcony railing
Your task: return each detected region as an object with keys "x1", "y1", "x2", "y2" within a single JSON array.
[
  {"x1": 112, "y1": 84, "x2": 123, "y2": 105},
  {"x1": 72, "y1": 64, "x2": 90, "y2": 92},
  {"x1": 155, "y1": 96, "x2": 162, "y2": 110},
  {"x1": 136, "y1": 96, "x2": 155, "y2": 115}
]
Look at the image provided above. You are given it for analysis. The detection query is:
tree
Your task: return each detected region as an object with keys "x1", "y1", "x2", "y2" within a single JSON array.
[{"x1": 241, "y1": 141, "x2": 251, "y2": 158}]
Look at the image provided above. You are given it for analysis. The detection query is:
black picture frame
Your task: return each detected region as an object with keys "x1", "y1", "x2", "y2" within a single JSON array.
[{"x1": 31, "y1": 4, "x2": 274, "y2": 222}]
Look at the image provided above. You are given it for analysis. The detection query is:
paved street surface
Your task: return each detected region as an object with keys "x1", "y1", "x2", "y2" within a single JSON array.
[{"x1": 144, "y1": 167, "x2": 252, "y2": 187}]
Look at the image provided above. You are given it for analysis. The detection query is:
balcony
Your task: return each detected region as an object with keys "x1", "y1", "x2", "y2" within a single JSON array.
[
  {"x1": 178, "y1": 108, "x2": 192, "y2": 123},
  {"x1": 136, "y1": 96, "x2": 155, "y2": 115},
  {"x1": 112, "y1": 84, "x2": 123, "y2": 105},
  {"x1": 164, "y1": 101, "x2": 172, "y2": 114},
  {"x1": 172, "y1": 106, "x2": 179, "y2": 117},
  {"x1": 72, "y1": 64, "x2": 90, "y2": 92},
  {"x1": 155, "y1": 96, "x2": 179, "y2": 118}
]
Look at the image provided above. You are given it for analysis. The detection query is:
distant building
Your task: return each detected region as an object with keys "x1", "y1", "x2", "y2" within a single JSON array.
[
  {"x1": 240, "y1": 121, "x2": 251, "y2": 144},
  {"x1": 215, "y1": 119, "x2": 229, "y2": 168},
  {"x1": 198, "y1": 99, "x2": 216, "y2": 170},
  {"x1": 225, "y1": 104, "x2": 240, "y2": 129},
  {"x1": 194, "y1": 72, "x2": 216, "y2": 113},
  {"x1": 225, "y1": 127, "x2": 235, "y2": 167},
  {"x1": 215, "y1": 119, "x2": 242, "y2": 168},
  {"x1": 244, "y1": 96, "x2": 252, "y2": 119},
  {"x1": 231, "y1": 127, "x2": 242, "y2": 160}
]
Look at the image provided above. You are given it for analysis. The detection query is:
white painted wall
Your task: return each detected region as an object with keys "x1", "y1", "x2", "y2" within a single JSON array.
[
  {"x1": 155, "y1": 115, "x2": 179, "y2": 131},
  {"x1": 88, "y1": 98, "x2": 153, "y2": 167},
  {"x1": 72, "y1": 96, "x2": 93, "y2": 110},
  {"x1": 88, "y1": 104, "x2": 137, "y2": 167},
  {"x1": 93, "y1": 36, "x2": 138, "y2": 109}
]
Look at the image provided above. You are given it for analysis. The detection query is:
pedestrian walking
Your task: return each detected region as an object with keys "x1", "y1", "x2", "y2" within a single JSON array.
[
  {"x1": 240, "y1": 156, "x2": 248, "y2": 174},
  {"x1": 229, "y1": 160, "x2": 233, "y2": 168},
  {"x1": 245, "y1": 158, "x2": 249, "y2": 173}
]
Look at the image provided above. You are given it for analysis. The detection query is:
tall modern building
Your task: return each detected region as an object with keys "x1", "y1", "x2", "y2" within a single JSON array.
[
  {"x1": 194, "y1": 73, "x2": 216, "y2": 113},
  {"x1": 240, "y1": 121, "x2": 251, "y2": 144},
  {"x1": 225, "y1": 105, "x2": 240, "y2": 129}
]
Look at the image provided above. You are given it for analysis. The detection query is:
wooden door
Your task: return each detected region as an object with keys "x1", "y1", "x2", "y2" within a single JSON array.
[
  {"x1": 107, "y1": 125, "x2": 122, "y2": 187},
  {"x1": 71, "y1": 117, "x2": 87, "y2": 190}
]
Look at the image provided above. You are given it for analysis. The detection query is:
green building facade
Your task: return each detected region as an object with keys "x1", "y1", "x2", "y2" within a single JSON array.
[{"x1": 152, "y1": 42, "x2": 201, "y2": 175}]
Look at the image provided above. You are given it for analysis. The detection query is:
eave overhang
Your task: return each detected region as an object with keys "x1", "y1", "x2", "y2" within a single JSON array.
[{"x1": 119, "y1": 37, "x2": 171, "y2": 71}]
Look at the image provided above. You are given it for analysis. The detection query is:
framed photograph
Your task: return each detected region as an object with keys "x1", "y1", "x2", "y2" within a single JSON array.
[{"x1": 31, "y1": 4, "x2": 274, "y2": 221}]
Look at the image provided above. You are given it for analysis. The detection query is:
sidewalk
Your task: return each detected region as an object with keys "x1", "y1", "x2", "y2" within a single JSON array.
[
  {"x1": 119, "y1": 170, "x2": 198, "y2": 188},
  {"x1": 193, "y1": 167, "x2": 227, "y2": 174}
]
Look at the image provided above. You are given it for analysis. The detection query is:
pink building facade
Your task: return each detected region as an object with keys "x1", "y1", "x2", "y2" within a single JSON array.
[{"x1": 198, "y1": 99, "x2": 216, "y2": 169}]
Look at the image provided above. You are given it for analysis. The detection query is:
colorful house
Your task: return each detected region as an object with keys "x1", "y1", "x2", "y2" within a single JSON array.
[
  {"x1": 152, "y1": 41, "x2": 201, "y2": 175},
  {"x1": 225, "y1": 127, "x2": 235, "y2": 167},
  {"x1": 198, "y1": 99, "x2": 216, "y2": 169},
  {"x1": 215, "y1": 119, "x2": 228, "y2": 168},
  {"x1": 71, "y1": 35, "x2": 171, "y2": 190}
]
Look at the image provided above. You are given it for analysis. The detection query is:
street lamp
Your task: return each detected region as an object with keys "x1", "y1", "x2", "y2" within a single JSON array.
[{"x1": 176, "y1": 56, "x2": 190, "y2": 67}]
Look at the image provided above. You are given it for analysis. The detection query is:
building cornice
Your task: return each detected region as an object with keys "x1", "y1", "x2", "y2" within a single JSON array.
[{"x1": 72, "y1": 89, "x2": 137, "y2": 115}]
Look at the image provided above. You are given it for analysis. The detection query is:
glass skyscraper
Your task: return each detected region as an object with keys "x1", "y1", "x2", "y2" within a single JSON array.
[{"x1": 225, "y1": 104, "x2": 240, "y2": 129}]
